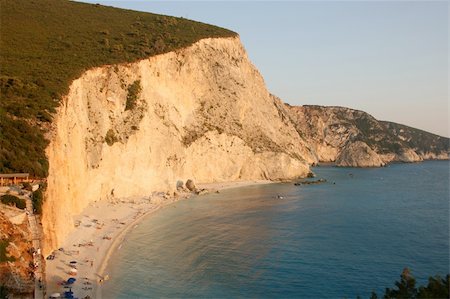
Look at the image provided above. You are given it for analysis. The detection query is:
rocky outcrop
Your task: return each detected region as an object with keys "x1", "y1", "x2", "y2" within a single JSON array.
[
  {"x1": 382, "y1": 121, "x2": 449, "y2": 160},
  {"x1": 42, "y1": 37, "x2": 313, "y2": 255},
  {"x1": 286, "y1": 105, "x2": 448, "y2": 166},
  {"x1": 0, "y1": 206, "x2": 34, "y2": 297},
  {"x1": 336, "y1": 141, "x2": 385, "y2": 167}
]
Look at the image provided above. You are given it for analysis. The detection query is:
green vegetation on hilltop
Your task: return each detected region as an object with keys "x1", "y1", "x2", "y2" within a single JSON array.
[
  {"x1": 351, "y1": 113, "x2": 405, "y2": 154},
  {"x1": 0, "y1": 0, "x2": 236, "y2": 177}
]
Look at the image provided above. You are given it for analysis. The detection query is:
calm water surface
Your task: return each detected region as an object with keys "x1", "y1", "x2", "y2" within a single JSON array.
[{"x1": 103, "y1": 161, "x2": 449, "y2": 298}]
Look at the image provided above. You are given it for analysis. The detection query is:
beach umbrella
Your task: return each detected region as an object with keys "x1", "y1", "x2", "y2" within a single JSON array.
[
  {"x1": 49, "y1": 293, "x2": 60, "y2": 298},
  {"x1": 69, "y1": 268, "x2": 78, "y2": 275},
  {"x1": 64, "y1": 290, "x2": 73, "y2": 296},
  {"x1": 63, "y1": 292, "x2": 74, "y2": 299},
  {"x1": 67, "y1": 278, "x2": 76, "y2": 284}
]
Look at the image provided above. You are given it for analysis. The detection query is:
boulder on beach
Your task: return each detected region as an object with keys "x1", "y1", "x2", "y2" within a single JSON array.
[
  {"x1": 176, "y1": 180, "x2": 184, "y2": 191},
  {"x1": 186, "y1": 179, "x2": 196, "y2": 192}
]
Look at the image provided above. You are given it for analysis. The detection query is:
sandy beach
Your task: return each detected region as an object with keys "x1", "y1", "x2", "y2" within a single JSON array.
[{"x1": 44, "y1": 180, "x2": 271, "y2": 299}]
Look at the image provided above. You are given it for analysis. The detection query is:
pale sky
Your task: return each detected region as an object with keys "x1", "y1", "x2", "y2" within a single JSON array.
[{"x1": 81, "y1": 1, "x2": 449, "y2": 137}]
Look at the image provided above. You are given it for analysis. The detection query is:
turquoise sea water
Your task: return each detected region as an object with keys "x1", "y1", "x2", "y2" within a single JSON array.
[{"x1": 103, "y1": 161, "x2": 449, "y2": 298}]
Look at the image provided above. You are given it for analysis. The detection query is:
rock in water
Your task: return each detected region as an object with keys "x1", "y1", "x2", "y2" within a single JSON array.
[{"x1": 186, "y1": 179, "x2": 196, "y2": 192}]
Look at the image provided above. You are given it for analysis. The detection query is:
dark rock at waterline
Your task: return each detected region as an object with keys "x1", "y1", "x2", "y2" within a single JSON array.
[
  {"x1": 196, "y1": 188, "x2": 208, "y2": 195},
  {"x1": 294, "y1": 178, "x2": 327, "y2": 186}
]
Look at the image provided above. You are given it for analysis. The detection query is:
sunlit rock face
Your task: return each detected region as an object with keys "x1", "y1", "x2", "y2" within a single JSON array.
[
  {"x1": 42, "y1": 36, "x2": 448, "y2": 255},
  {"x1": 42, "y1": 37, "x2": 313, "y2": 255},
  {"x1": 335, "y1": 141, "x2": 385, "y2": 167},
  {"x1": 286, "y1": 105, "x2": 447, "y2": 166}
]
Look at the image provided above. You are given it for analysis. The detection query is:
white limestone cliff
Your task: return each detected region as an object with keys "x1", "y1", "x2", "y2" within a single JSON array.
[
  {"x1": 41, "y1": 36, "x2": 449, "y2": 255},
  {"x1": 42, "y1": 37, "x2": 314, "y2": 255}
]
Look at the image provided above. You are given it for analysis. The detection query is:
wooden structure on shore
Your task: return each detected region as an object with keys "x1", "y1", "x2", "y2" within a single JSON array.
[{"x1": 0, "y1": 173, "x2": 30, "y2": 186}]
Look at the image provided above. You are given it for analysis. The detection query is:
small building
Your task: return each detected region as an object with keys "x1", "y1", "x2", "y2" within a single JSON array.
[{"x1": 0, "y1": 173, "x2": 30, "y2": 186}]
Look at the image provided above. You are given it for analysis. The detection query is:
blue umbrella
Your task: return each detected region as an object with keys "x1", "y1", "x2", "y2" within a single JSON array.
[
  {"x1": 67, "y1": 278, "x2": 76, "y2": 284},
  {"x1": 64, "y1": 287, "x2": 73, "y2": 298}
]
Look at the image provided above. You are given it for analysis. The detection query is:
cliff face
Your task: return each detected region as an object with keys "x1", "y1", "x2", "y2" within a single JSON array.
[
  {"x1": 382, "y1": 121, "x2": 449, "y2": 160},
  {"x1": 42, "y1": 37, "x2": 448, "y2": 255},
  {"x1": 42, "y1": 37, "x2": 314, "y2": 254},
  {"x1": 335, "y1": 141, "x2": 385, "y2": 167},
  {"x1": 286, "y1": 105, "x2": 449, "y2": 166}
]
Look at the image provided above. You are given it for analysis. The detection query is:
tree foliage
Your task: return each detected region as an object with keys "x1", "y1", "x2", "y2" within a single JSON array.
[
  {"x1": 368, "y1": 268, "x2": 450, "y2": 299},
  {"x1": 0, "y1": 194, "x2": 26, "y2": 209},
  {"x1": 0, "y1": 240, "x2": 15, "y2": 263},
  {"x1": 32, "y1": 186, "x2": 44, "y2": 214},
  {"x1": 0, "y1": 284, "x2": 9, "y2": 298},
  {"x1": 384, "y1": 268, "x2": 417, "y2": 299}
]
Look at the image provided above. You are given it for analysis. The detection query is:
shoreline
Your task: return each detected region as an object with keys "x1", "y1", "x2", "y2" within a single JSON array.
[
  {"x1": 94, "y1": 204, "x2": 163, "y2": 298},
  {"x1": 96, "y1": 179, "x2": 273, "y2": 298},
  {"x1": 45, "y1": 180, "x2": 272, "y2": 299}
]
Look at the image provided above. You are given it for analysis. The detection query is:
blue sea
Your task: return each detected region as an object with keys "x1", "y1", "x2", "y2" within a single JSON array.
[{"x1": 102, "y1": 161, "x2": 449, "y2": 298}]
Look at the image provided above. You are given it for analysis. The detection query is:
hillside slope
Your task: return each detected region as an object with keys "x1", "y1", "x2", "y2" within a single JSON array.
[
  {"x1": 382, "y1": 121, "x2": 449, "y2": 160},
  {"x1": 287, "y1": 105, "x2": 449, "y2": 166},
  {"x1": 0, "y1": 0, "x2": 236, "y2": 177}
]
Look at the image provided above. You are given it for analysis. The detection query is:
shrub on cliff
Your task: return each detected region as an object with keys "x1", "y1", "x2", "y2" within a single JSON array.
[
  {"x1": 22, "y1": 182, "x2": 32, "y2": 192},
  {"x1": 32, "y1": 187, "x2": 44, "y2": 214},
  {"x1": 105, "y1": 129, "x2": 119, "y2": 146},
  {"x1": 0, "y1": 240, "x2": 15, "y2": 263},
  {"x1": 125, "y1": 80, "x2": 142, "y2": 111},
  {"x1": 0, "y1": 195, "x2": 26, "y2": 210},
  {"x1": 0, "y1": 285, "x2": 9, "y2": 298}
]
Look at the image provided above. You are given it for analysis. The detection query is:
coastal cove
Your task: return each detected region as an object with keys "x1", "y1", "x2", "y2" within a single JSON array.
[
  {"x1": 44, "y1": 180, "x2": 273, "y2": 298},
  {"x1": 101, "y1": 161, "x2": 449, "y2": 298}
]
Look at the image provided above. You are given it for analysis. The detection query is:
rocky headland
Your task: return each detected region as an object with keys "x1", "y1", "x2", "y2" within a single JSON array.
[{"x1": 286, "y1": 105, "x2": 448, "y2": 167}]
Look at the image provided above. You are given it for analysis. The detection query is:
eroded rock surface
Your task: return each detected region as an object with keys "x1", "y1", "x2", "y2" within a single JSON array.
[
  {"x1": 42, "y1": 37, "x2": 312, "y2": 254},
  {"x1": 286, "y1": 105, "x2": 448, "y2": 166}
]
